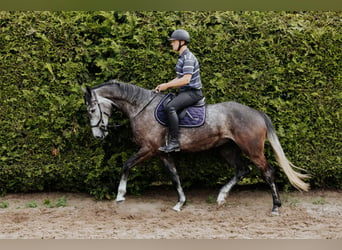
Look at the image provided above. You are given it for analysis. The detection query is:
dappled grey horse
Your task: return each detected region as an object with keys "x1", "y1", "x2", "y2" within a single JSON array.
[{"x1": 83, "y1": 80, "x2": 309, "y2": 215}]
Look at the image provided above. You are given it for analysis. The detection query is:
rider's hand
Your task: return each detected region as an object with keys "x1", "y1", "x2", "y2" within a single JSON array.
[{"x1": 154, "y1": 83, "x2": 169, "y2": 93}]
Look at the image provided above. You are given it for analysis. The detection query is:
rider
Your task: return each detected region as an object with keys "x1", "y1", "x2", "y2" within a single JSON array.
[{"x1": 155, "y1": 29, "x2": 203, "y2": 153}]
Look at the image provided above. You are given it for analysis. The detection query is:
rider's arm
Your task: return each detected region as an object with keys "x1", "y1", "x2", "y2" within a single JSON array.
[{"x1": 155, "y1": 74, "x2": 191, "y2": 92}]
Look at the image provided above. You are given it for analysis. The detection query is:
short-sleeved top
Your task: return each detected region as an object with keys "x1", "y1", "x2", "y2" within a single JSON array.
[{"x1": 176, "y1": 48, "x2": 202, "y2": 91}]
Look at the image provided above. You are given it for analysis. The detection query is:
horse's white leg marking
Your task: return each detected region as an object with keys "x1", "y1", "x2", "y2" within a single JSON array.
[
  {"x1": 172, "y1": 187, "x2": 186, "y2": 212},
  {"x1": 116, "y1": 176, "x2": 127, "y2": 202},
  {"x1": 172, "y1": 203, "x2": 182, "y2": 212},
  {"x1": 161, "y1": 156, "x2": 186, "y2": 212},
  {"x1": 217, "y1": 176, "x2": 238, "y2": 206},
  {"x1": 272, "y1": 207, "x2": 279, "y2": 216}
]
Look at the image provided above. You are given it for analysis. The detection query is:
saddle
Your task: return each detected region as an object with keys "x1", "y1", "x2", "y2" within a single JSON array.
[{"x1": 154, "y1": 93, "x2": 206, "y2": 128}]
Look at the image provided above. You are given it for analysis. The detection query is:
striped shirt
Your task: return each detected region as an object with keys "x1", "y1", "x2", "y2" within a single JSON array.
[{"x1": 176, "y1": 48, "x2": 202, "y2": 90}]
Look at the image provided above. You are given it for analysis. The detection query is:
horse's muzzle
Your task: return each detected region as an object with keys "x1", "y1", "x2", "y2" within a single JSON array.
[
  {"x1": 92, "y1": 128, "x2": 108, "y2": 140},
  {"x1": 94, "y1": 135, "x2": 105, "y2": 140}
]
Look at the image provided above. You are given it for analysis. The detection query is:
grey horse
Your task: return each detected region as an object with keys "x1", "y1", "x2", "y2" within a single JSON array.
[{"x1": 83, "y1": 80, "x2": 309, "y2": 215}]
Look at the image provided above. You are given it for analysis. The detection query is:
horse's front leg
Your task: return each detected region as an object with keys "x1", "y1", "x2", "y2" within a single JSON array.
[
  {"x1": 116, "y1": 148, "x2": 153, "y2": 203},
  {"x1": 160, "y1": 154, "x2": 186, "y2": 212},
  {"x1": 116, "y1": 174, "x2": 128, "y2": 202}
]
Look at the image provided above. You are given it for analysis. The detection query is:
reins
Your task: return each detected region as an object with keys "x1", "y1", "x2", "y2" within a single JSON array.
[
  {"x1": 131, "y1": 91, "x2": 158, "y2": 120},
  {"x1": 89, "y1": 86, "x2": 158, "y2": 130},
  {"x1": 107, "y1": 93, "x2": 157, "y2": 129}
]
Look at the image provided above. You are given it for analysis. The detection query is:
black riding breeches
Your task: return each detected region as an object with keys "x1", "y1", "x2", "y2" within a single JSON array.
[
  {"x1": 165, "y1": 89, "x2": 203, "y2": 113},
  {"x1": 164, "y1": 89, "x2": 203, "y2": 140}
]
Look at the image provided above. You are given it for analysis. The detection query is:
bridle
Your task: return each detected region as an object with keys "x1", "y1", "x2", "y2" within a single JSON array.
[
  {"x1": 88, "y1": 91, "x2": 111, "y2": 133},
  {"x1": 87, "y1": 89, "x2": 158, "y2": 132}
]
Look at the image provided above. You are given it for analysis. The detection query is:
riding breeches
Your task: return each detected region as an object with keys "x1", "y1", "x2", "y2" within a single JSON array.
[{"x1": 164, "y1": 89, "x2": 203, "y2": 140}]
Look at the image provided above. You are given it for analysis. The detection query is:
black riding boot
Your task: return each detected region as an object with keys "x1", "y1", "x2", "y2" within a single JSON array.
[{"x1": 159, "y1": 107, "x2": 180, "y2": 153}]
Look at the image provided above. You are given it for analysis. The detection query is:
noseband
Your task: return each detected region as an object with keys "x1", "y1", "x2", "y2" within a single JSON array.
[{"x1": 89, "y1": 91, "x2": 110, "y2": 133}]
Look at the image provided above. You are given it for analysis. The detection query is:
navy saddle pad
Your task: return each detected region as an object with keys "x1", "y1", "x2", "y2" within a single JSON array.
[{"x1": 154, "y1": 93, "x2": 206, "y2": 128}]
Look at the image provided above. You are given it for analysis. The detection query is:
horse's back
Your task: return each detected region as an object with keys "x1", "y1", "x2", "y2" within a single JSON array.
[
  {"x1": 207, "y1": 101, "x2": 264, "y2": 122},
  {"x1": 205, "y1": 100, "x2": 267, "y2": 141}
]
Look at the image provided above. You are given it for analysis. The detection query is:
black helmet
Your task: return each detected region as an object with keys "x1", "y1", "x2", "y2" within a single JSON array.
[{"x1": 169, "y1": 29, "x2": 190, "y2": 43}]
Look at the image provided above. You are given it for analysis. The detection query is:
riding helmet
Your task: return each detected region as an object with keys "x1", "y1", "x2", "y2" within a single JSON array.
[{"x1": 169, "y1": 29, "x2": 190, "y2": 43}]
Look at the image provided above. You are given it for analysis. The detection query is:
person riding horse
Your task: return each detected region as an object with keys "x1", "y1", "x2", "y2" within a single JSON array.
[
  {"x1": 83, "y1": 30, "x2": 310, "y2": 214},
  {"x1": 154, "y1": 29, "x2": 204, "y2": 153}
]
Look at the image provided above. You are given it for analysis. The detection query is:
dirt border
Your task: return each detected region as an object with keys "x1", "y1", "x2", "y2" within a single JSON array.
[{"x1": 0, "y1": 188, "x2": 341, "y2": 239}]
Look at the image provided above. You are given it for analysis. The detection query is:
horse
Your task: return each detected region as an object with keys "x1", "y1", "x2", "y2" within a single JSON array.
[{"x1": 83, "y1": 80, "x2": 310, "y2": 215}]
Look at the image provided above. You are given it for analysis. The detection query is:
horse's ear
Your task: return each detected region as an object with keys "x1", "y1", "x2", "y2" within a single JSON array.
[
  {"x1": 86, "y1": 86, "x2": 92, "y2": 97},
  {"x1": 82, "y1": 86, "x2": 92, "y2": 97}
]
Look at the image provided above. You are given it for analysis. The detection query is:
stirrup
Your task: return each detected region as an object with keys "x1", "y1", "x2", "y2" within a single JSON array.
[{"x1": 158, "y1": 142, "x2": 180, "y2": 153}]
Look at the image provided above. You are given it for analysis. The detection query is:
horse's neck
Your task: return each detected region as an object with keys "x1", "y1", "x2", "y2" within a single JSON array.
[{"x1": 99, "y1": 84, "x2": 153, "y2": 119}]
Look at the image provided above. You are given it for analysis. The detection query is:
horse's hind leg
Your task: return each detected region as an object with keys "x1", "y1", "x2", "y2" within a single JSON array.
[
  {"x1": 265, "y1": 164, "x2": 282, "y2": 215},
  {"x1": 249, "y1": 153, "x2": 281, "y2": 215},
  {"x1": 217, "y1": 142, "x2": 250, "y2": 206},
  {"x1": 234, "y1": 127, "x2": 281, "y2": 215},
  {"x1": 160, "y1": 154, "x2": 186, "y2": 212}
]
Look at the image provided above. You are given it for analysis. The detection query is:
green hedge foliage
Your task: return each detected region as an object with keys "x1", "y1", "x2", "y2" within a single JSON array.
[{"x1": 0, "y1": 11, "x2": 341, "y2": 198}]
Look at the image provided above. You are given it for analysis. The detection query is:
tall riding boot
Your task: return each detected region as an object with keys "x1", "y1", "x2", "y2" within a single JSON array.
[{"x1": 159, "y1": 107, "x2": 180, "y2": 153}]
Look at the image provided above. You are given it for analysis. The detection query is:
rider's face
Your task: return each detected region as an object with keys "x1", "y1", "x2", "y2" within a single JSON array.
[
  {"x1": 170, "y1": 40, "x2": 186, "y2": 52},
  {"x1": 170, "y1": 40, "x2": 179, "y2": 51}
]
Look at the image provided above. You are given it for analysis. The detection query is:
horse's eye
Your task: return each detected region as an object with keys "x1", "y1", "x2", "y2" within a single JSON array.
[{"x1": 90, "y1": 109, "x2": 96, "y2": 114}]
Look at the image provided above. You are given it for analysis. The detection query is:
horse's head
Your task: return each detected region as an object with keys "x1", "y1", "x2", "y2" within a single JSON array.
[{"x1": 83, "y1": 86, "x2": 113, "y2": 140}]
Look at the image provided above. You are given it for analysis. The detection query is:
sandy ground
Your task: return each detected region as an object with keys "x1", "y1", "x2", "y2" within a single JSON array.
[{"x1": 0, "y1": 187, "x2": 341, "y2": 239}]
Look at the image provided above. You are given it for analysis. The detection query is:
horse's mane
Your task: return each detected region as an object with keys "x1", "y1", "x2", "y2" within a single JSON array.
[{"x1": 95, "y1": 80, "x2": 154, "y2": 105}]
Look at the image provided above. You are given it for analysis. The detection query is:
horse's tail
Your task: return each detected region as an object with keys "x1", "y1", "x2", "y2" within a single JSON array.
[{"x1": 261, "y1": 112, "x2": 310, "y2": 192}]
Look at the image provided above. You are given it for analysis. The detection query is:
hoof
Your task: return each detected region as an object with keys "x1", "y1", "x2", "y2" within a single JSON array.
[
  {"x1": 172, "y1": 203, "x2": 183, "y2": 212},
  {"x1": 271, "y1": 207, "x2": 279, "y2": 216},
  {"x1": 172, "y1": 206, "x2": 181, "y2": 212},
  {"x1": 217, "y1": 192, "x2": 227, "y2": 207},
  {"x1": 116, "y1": 196, "x2": 126, "y2": 203},
  {"x1": 216, "y1": 198, "x2": 226, "y2": 207}
]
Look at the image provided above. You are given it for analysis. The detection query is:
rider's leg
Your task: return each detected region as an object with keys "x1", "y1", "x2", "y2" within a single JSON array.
[
  {"x1": 159, "y1": 106, "x2": 180, "y2": 152},
  {"x1": 159, "y1": 90, "x2": 202, "y2": 153}
]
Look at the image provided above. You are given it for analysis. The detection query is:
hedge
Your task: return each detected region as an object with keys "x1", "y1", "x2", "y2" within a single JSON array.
[{"x1": 0, "y1": 11, "x2": 341, "y2": 199}]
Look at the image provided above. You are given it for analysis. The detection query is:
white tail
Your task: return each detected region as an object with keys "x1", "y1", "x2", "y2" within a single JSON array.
[{"x1": 263, "y1": 114, "x2": 310, "y2": 191}]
